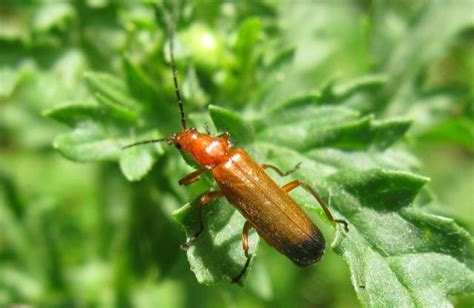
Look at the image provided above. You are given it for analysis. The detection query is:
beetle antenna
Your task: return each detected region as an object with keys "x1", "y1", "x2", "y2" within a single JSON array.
[
  {"x1": 122, "y1": 137, "x2": 174, "y2": 149},
  {"x1": 166, "y1": 12, "x2": 187, "y2": 130}
]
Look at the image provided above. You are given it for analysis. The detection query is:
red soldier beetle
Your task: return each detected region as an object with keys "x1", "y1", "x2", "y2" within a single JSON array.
[{"x1": 123, "y1": 14, "x2": 349, "y2": 284}]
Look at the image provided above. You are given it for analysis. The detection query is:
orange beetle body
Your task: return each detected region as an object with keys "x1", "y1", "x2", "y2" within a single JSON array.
[{"x1": 173, "y1": 129, "x2": 327, "y2": 266}]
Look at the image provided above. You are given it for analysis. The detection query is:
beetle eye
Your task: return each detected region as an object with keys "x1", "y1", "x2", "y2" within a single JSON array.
[{"x1": 175, "y1": 143, "x2": 182, "y2": 150}]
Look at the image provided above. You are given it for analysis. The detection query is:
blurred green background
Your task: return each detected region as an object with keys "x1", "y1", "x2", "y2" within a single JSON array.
[{"x1": 0, "y1": 0, "x2": 472, "y2": 307}]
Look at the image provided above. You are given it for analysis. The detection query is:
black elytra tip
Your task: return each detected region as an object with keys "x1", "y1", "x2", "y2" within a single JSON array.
[{"x1": 286, "y1": 228, "x2": 326, "y2": 267}]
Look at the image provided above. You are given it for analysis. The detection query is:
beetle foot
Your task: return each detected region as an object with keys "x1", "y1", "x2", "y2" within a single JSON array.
[
  {"x1": 180, "y1": 242, "x2": 190, "y2": 251},
  {"x1": 335, "y1": 219, "x2": 349, "y2": 232},
  {"x1": 180, "y1": 237, "x2": 195, "y2": 250},
  {"x1": 231, "y1": 253, "x2": 252, "y2": 285},
  {"x1": 180, "y1": 229, "x2": 204, "y2": 250}
]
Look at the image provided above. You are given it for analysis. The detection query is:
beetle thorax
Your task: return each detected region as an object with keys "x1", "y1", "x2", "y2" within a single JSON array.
[{"x1": 176, "y1": 129, "x2": 231, "y2": 168}]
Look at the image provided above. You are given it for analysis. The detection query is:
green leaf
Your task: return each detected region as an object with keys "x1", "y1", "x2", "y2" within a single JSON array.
[
  {"x1": 370, "y1": 118, "x2": 413, "y2": 150},
  {"x1": 329, "y1": 169, "x2": 429, "y2": 211},
  {"x1": 119, "y1": 130, "x2": 164, "y2": 181},
  {"x1": 264, "y1": 46, "x2": 296, "y2": 71},
  {"x1": 0, "y1": 66, "x2": 29, "y2": 99},
  {"x1": 84, "y1": 72, "x2": 141, "y2": 112},
  {"x1": 306, "y1": 147, "x2": 421, "y2": 173},
  {"x1": 330, "y1": 169, "x2": 473, "y2": 307},
  {"x1": 257, "y1": 112, "x2": 412, "y2": 151},
  {"x1": 330, "y1": 74, "x2": 388, "y2": 103},
  {"x1": 208, "y1": 104, "x2": 254, "y2": 145},
  {"x1": 43, "y1": 67, "x2": 168, "y2": 179},
  {"x1": 419, "y1": 117, "x2": 474, "y2": 152},
  {"x1": 119, "y1": 147, "x2": 155, "y2": 182},
  {"x1": 261, "y1": 75, "x2": 388, "y2": 113},
  {"x1": 43, "y1": 102, "x2": 102, "y2": 127},
  {"x1": 173, "y1": 199, "x2": 259, "y2": 285},
  {"x1": 122, "y1": 56, "x2": 159, "y2": 107},
  {"x1": 234, "y1": 18, "x2": 262, "y2": 73},
  {"x1": 94, "y1": 92, "x2": 138, "y2": 123},
  {"x1": 378, "y1": 1, "x2": 474, "y2": 116},
  {"x1": 53, "y1": 124, "x2": 120, "y2": 162},
  {"x1": 266, "y1": 92, "x2": 325, "y2": 114},
  {"x1": 32, "y1": 2, "x2": 75, "y2": 34},
  {"x1": 224, "y1": 17, "x2": 263, "y2": 105},
  {"x1": 0, "y1": 171, "x2": 24, "y2": 219}
]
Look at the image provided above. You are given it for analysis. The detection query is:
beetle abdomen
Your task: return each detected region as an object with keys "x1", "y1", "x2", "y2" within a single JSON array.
[
  {"x1": 280, "y1": 227, "x2": 325, "y2": 267},
  {"x1": 212, "y1": 148, "x2": 326, "y2": 266}
]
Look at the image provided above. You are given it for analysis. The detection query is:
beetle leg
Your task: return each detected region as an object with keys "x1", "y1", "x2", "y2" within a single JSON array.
[
  {"x1": 217, "y1": 132, "x2": 231, "y2": 141},
  {"x1": 178, "y1": 168, "x2": 207, "y2": 186},
  {"x1": 204, "y1": 122, "x2": 211, "y2": 135},
  {"x1": 180, "y1": 191, "x2": 225, "y2": 250},
  {"x1": 232, "y1": 221, "x2": 253, "y2": 284},
  {"x1": 282, "y1": 181, "x2": 349, "y2": 232},
  {"x1": 262, "y1": 162, "x2": 302, "y2": 177}
]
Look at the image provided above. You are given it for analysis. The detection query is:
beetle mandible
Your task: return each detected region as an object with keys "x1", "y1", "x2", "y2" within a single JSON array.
[{"x1": 124, "y1": 13, "x2": 349, "y2": 284}]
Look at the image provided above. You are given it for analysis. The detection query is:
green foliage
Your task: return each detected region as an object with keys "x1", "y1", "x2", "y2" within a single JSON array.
[{"x1": 1, "y1": 1, "x2": 473, "y2": 307}]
